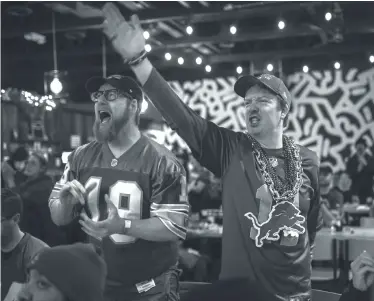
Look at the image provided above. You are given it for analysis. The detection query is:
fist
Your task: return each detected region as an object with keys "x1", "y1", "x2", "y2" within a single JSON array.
[{"x1": 102, "y1": 3, "x2": 145, "y2": 60}]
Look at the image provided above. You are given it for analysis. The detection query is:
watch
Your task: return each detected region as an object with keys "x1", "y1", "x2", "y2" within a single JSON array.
[{"x1": 123, "y1": 219, "x2": 132, "y2": 234}]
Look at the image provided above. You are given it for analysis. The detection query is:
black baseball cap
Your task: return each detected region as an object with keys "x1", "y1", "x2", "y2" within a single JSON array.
[
  {"x1": 85, "y1": 75, "x2": 144, "y2": 102},
  {"x1": 234, "y1": 74, "x2": 292, "y2": 110}
]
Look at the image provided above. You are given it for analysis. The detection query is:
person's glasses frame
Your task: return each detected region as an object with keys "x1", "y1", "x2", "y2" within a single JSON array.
[{"x1": 90, "y1": 89, "x2": 134, "y2": 103}]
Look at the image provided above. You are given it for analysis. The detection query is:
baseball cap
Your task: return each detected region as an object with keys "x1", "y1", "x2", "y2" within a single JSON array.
[
  {"x1": 85, "y1": 75, "x2": 144, "y2": 102},
  {"x1": 234, "y1": 74, "x2": 292, "y2": 110}
]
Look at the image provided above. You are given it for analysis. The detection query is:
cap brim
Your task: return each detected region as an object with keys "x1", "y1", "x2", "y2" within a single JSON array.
[{"x1": 234, "y1": 75, "x2": 278, "y2": 98}]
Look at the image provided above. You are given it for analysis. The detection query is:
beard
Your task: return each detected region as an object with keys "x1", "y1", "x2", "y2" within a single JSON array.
[{"x1": 93, "y1": 111, "x2": 131, "y2": 143}]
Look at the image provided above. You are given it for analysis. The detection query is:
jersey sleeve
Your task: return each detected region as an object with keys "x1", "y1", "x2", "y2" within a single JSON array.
[
  {"x1": 143, "y1": 68, "x2": 241, "y2": 177},
  {"x1": 150, "y1": 157, "x2": 190, "y2": 240},
  {"x1": 48, "y1": 151, "x2": 80, "y2": 226}
]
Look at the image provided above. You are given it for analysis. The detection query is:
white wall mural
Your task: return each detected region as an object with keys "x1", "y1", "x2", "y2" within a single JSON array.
[{"x1": 163, "y1": 67, "x2": 374, "y2": 172}]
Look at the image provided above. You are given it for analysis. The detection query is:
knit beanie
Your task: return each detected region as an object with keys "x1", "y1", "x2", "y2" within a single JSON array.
[{"x1": 28, "y1": 243, "x2": 107, "y2": 301}]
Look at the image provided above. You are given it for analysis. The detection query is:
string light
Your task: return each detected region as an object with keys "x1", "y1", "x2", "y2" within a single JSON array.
[
  {"x1": 267, "y1": 64, "x2": 274, "y2": 72},
  {"x1": 145, "y1": 44, "x2": 152, "y2": 52},
  {"x1": 196, "y1": 57, "x2": 202, "y2": 65},
  {"x1": 325, "y1": 12, "x2": 332, "y2": 21},
  {"x1": 303, "y1": 65, "x2": 309, "y2": 73},
  {"x1": 143, "y1": 31, "x2": 150, "y2": 40},
  {"x1": 236, "y1": 66, "x2": 243, "y2": 74},
  {"x1": 334, "y1": 61, "x2": 341, "y2": 69},
  {"x1": 369, "y1": 55, "x2": 374, "y2": 63},
  {"x1": 178, "y1": 57, "x2": 184, "y2": 65},
  {"x1": 1, "y1": 89, "x2": 56, "y2": 111},
  {"x1": 165, "y1": 53, "x2": 172, "y2": 60},
  {"x1": 230, "y1": 25, "x2": 237, "y2": 35},
  {"x1": 205, "y1": 65, "x2": 211, "y2": 72}
]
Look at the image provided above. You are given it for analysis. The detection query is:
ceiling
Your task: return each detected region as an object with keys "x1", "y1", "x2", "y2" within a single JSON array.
[{"x1": 2, "y1": 1, "x2": 374, "y2": 104}]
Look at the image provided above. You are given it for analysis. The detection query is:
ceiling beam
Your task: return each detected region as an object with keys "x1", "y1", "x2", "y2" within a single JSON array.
[
  {"x1": 5, "y1": 43, "x2": 373, "y2": 78},
  {"x1": 208, "y1": 44, "x2": 374, "y2": 64},
  {"x1": 4, "y1": 20, "x2": 373, "y2": 61},
  {"x1": 2, "y1": 2, "x2": 318, "y2": 39}
]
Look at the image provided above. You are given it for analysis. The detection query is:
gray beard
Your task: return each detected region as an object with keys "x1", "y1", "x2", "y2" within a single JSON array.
[{"x1": 93, "y1": 114, "x2": 130, "y2": 143}]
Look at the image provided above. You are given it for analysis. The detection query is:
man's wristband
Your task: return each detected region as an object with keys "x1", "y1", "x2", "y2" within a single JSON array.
[
  {"x1": 125, "y1": 50, "x2": 147, "y2": 66},
  {"x1": 122, "y1": 219, "x2": 132, "y2": 234}
]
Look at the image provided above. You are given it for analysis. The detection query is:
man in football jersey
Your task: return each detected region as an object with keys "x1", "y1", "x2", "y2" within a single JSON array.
[
  {"x1": 100, "y1": 4, "x2": 322, "y2": 301},
  {"x1": 48, "y1": 75, "x2": 189, "y2": 301}
]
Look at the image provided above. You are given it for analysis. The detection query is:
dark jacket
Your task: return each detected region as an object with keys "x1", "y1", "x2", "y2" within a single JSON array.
[{"x1": 18, "y1": 174, "x2": 66, "y2": 246}]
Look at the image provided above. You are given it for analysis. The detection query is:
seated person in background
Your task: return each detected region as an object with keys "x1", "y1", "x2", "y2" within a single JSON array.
[
  {"x1": 188, "y1": 174, "x2": 222, "y2": 214},
  {"x1": 17, "y1": 243, "x2": 107, "y2": 301},
  {"x1": 346, "y1": 138, "x2": 374, "y2": 204},
  {"x1": 1, "y1": 145, "x2": 29, "y2": 189},
  {"x1": 18, "y1": 152, "x2": 66, "y2": 246},
  {"x1": 319, "y1": 163, "x2": 344, "y2": 226},
  {"x1": 333, "y1": 171, "x2": 353, "y2": 203},
  {"x1": 1, "y1": 189, "x2": 48, "y2": 301}
]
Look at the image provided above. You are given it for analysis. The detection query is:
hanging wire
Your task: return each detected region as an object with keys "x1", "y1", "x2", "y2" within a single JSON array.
[
  {"x1": 52, "y1": 12, "x2": 58, "y2": 71},
  {"x1": 102, "y1": 35, "x2": 107, "y2": 78}
]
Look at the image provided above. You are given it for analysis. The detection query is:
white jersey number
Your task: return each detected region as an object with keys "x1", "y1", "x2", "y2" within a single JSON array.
[{"x1": 85, "y1": 177, "x2": 143, "y2": 244}]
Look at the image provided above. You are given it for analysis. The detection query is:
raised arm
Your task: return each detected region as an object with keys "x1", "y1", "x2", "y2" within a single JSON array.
[{"x1": 101, "y1": 4, "x2": 241, "y2": 177}]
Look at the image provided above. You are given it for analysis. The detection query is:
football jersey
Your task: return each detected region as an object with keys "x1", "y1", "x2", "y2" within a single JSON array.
[
  {"x1": 49, "y1": 136, "x2": 189, "y2": 293},
  {"x1": 143, "y1": 69, "x2": 323, "y2": 300}
]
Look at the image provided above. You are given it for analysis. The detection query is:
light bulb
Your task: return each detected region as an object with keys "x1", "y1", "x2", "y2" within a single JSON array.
[
  {"x1": 325, "y1": 12, "x2": 332, "y2": 21},
  {"x1": 369, "y1": 55, "x2": 374, "y2": 63},
  {"x1": 50, "y1": 78, "x2": 63, "y2": 94},
  {"x1": 236, "y1": 66, "x2": 243, "y2": 74},
  {"x1": 186, "y1": 26, "x2": 193, "y2": 35},
  {"x1": 230, "y1": 26, "x2": 237, "y2": 35},
  {"x1": 205, "y1": 65, "x2": 211, "y2": 72},
  {"x1": 145, "y1": 44, "x2": 152, "y2": 52},
  {"x1": 165, "y1": 53, "x2": 172, "y2": 60},
  {"x1": 143, "y1": 31, "x2": 150, "y2": 40},
  {"x1": 196, "y1": 57, "x2": 202, "y2": 65},
  {"x1": 278, "y1": 20, "x2": 285, "y2": 30},
  {"x1": 178, "y1": 57, "x2": 184, "y2": 65},
  {"x1": 334, "y1": 62, "x2": 340, "y2": 69},
  {"x1": 303, "y1": 65, "x2": 309, "y2": 73},
  {"x1": 267, "y1": 64, "x2": 274, "y2": 72}
]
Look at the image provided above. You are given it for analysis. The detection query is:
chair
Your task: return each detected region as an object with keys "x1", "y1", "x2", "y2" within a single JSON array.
[{"x1": 312, "y1": 289, "x2": 341, "y2": 301}]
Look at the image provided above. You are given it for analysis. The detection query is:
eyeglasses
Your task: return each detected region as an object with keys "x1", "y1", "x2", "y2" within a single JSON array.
[{"x1": 90, "y1": 89, "x2": 133, "y2": 103}]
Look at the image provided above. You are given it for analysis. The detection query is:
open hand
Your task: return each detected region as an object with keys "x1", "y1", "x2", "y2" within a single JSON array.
[
  {"x1": 102, "y1": 3, "x2": 145, "y2": 60},
  {"x1": 79, "y1": 194, "x2": 122, "y2": 240},
  {"x1": 351, "y1": 251, "x2": 374, "y2": 291},
  {"x1": 59, "y1": 180, "x2": 96, "y2": 206}
]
